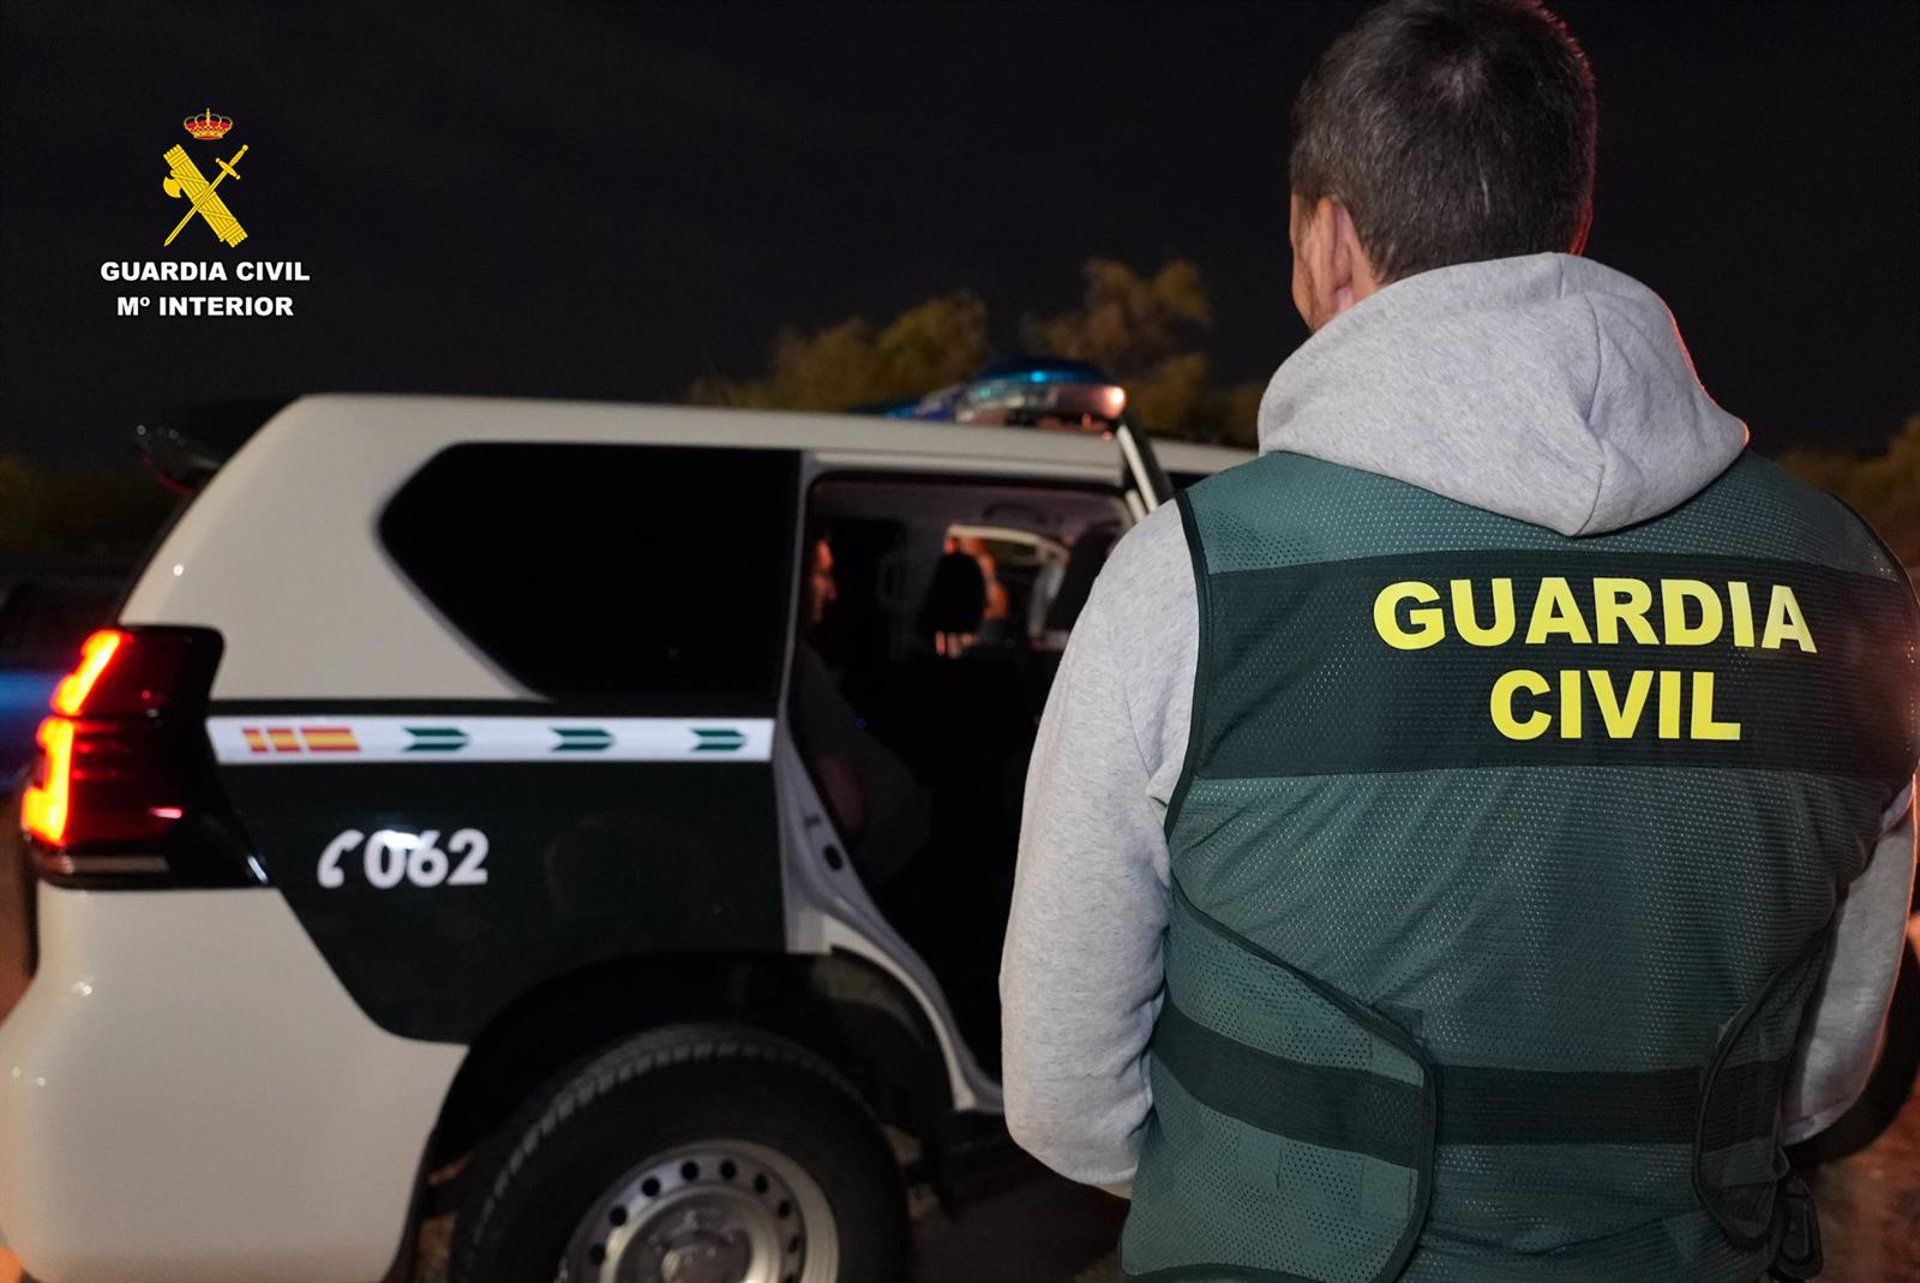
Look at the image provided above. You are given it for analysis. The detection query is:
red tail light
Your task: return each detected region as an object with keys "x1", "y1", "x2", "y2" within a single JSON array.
[
  {"x1": 20, "y1": 716, "x2": 76, "y2": 846},
  {"x1": 21, "y1": 626, "x2": 247, "y2": 886}
]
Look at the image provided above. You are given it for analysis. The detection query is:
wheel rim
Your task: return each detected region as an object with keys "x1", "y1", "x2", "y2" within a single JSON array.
[{"x1": 556, "y1": 1139, "x2": 839, "y2": 1283}]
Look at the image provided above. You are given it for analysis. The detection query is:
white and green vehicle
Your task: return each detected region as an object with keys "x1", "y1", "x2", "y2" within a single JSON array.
[{"x1": 0, "y1": 392, "x2": 1243, "y2": 1283}]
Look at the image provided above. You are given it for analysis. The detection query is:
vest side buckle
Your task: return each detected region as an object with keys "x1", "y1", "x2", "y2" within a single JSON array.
[{"x1": 1768, "y1": 1174, "x2": 1822, "y2": 1281}]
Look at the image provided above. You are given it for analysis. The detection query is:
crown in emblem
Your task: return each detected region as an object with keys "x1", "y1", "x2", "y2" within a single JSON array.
[{"x1": 183, "y1": 108, "x2": 233, "y2": 140}]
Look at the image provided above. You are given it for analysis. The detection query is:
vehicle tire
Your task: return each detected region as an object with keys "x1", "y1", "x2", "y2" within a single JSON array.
[{"x1": 449, "y1": 1022, "x2": 910, "y2": 1283}]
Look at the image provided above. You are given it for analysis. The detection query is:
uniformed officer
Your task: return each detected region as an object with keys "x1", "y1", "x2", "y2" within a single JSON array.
[{"x1": 1001, "y1": 2, "x2": 1920, "y2": 1279}]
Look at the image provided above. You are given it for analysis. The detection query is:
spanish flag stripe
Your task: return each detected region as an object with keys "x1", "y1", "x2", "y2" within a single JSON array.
[
  {"x1": 267, "y1": 728, "x2": 301, "y2": 752},
  {"x1": 300, "y1": 727, "x2": 359, "y2": 752}
]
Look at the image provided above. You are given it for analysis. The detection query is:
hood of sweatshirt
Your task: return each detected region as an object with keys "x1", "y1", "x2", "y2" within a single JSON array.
[{"x1": 1256, "y1": 253, "x2": 1748, "y2": 536}]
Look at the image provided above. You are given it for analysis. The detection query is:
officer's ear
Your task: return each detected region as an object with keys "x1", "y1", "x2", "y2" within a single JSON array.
[
  {"x1": 1568, "y1": 200, "x2": 1593, "y2": 257},
  {"x1": 1289, "y1": 193, "x2": 1383, "y2": 332}
]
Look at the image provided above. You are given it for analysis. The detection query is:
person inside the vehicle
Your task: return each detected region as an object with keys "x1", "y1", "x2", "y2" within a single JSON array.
[
  {"x1": 793, "y1": 483, "x2": 1130, "y2": 1069},
  {"x1": 947, "y1": 534, "x2": 1017, "y2": 652},
  {"x1": 791, "y1": 533, "x2": 928, "y2": 887}
]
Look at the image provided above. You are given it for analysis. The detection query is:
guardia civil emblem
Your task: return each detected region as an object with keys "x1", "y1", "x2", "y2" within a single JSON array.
[{"x1": 162, "y1": 109, "x2": 249, "y2": 248}]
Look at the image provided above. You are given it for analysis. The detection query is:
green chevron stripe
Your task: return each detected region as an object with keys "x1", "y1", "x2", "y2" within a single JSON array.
[
  {"x1": 552, "y1": 726, "x2": 614, "y2": 752},
  {"x1": 404, "y1": 726, "x2": 469, "y2": 753}
]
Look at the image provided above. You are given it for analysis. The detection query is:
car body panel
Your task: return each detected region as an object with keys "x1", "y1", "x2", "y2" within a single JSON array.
[
  {"x1": 110, "y1": 395, "x2": 1241, "y2": 1089},
  {"x1": 0, "y1": 884, "x2": 461, "y2": 1282}
]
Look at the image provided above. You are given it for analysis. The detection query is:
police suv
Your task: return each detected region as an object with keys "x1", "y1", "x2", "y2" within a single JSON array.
[{"x1": 0, "y1": 388, "x2": 1244, "y2": 1283}]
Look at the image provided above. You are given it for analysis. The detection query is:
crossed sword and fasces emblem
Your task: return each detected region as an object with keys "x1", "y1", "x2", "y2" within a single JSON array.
[{"x1": 162, "y1": 143, "x2": 249, "y2": 247}]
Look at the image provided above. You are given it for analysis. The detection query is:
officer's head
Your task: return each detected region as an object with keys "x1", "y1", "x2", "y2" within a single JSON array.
[{"x1": 1288, "y1": 0, "x2": 1597, "y2": 331}]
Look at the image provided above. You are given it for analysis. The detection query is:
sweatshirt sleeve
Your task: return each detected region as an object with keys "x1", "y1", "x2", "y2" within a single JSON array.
[
  {"x1": 1781, "y1": 778, "x2": 1917, "y2": 1143},
  {"x1": 999, "y1": 504, "x2": 1196, "y2": 1187}
]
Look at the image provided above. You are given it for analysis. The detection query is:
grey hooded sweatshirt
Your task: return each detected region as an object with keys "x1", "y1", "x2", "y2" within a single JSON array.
[{"x1": 1000, "y1": 252, "x2": 1918, "y2": 1188}]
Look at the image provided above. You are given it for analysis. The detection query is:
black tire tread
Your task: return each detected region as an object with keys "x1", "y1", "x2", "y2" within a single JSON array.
[{"x1": 450, "y1": 1022, "x2": 895, "y2": 1282}]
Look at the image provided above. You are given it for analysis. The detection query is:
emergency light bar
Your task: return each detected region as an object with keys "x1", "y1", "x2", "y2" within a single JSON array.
[{"x1": 883, "y1": 357, "x2": 1128, "y2": 430}]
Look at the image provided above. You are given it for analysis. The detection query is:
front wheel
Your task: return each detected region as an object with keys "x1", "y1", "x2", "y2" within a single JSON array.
[{"x1": 450, "y1": 1023, "x2": 910, "y2": 1283}]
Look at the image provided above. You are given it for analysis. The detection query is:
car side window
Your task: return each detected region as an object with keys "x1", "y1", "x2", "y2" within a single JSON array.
[{"x1": 380, "y1": 442, "x2": 799, "y2": 710}]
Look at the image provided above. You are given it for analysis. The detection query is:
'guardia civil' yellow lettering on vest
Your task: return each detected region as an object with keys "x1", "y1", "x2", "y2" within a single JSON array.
[{"x1": 1371, "y1": 576, "x2": 1817, "y2": 742}]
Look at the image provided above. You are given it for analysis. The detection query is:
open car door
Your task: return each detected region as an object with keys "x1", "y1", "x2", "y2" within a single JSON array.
[{"x1": 1115, "y1": 408, "x2": 1175, "y2": 516}]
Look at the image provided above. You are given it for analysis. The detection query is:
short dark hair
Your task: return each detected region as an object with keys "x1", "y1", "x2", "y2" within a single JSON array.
[{"x1": 1289, "y1": 0, "x2": 1597, "y2": 282}]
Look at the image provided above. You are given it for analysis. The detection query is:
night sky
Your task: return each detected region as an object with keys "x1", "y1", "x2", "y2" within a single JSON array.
[{"x1": 1, "y1": 0, "x2": 1914, "y2": 460}]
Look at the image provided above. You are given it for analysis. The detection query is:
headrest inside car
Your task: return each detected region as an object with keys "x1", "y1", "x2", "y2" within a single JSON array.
[{"x1": 920, "y1": 551, "x2": 987, "y2": 636}]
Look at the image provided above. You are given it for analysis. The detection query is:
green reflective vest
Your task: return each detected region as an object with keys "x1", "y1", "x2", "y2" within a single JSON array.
[{"x1": 1122, "y1": 452, "x2": 1919, "y2": 1282}]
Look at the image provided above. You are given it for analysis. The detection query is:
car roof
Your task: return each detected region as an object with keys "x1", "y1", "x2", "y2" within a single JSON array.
[{"x1": 268, "y1": 393, "x2": 1251, "y2": 476}]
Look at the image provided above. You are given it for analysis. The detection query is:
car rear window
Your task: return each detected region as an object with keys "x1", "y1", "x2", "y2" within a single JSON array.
[{"x1": 379, "y1": 442, "x2": 799, "y2": 712}]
